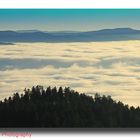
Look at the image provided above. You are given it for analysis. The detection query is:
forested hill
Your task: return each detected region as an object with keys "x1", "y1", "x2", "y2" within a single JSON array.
[{"x1": 0, "y1": 85, "x2": 140, "y2": 128}]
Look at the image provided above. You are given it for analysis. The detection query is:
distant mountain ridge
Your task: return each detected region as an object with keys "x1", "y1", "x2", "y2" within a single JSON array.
[
  {"x1": 1, "y1": 28, "x2": 140, "y2": 43},
  {"x1": 0, "y1": 42, "x2": 14, "y2": 45}
]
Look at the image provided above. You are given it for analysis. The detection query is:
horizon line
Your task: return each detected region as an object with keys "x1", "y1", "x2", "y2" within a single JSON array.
[{"x1": 0, "y1": 27, "x2": 139, "y2": 32}]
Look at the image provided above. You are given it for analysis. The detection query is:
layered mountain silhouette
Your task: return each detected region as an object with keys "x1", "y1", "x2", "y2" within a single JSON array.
[{"x1": 1, "y1": 28, "x2": 140, "y2": 43}]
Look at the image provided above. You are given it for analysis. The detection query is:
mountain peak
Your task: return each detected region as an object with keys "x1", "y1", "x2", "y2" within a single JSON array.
[
  {"x1": 16, "y1": 30, "x2": 41, "y2": 33},
  {"x1": 0, "y1": 28, "x2": 140, "y2": 42}
]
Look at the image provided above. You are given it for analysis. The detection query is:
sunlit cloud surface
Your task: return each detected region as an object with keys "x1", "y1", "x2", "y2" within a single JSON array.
[{"x1": 0, "y1": 41, "x2": 140, "y2": 106}]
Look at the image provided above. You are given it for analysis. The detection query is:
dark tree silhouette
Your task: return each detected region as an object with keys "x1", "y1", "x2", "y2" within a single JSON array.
[{"x1": 0, "y1": 85, "x2": 140, "y2": 127}]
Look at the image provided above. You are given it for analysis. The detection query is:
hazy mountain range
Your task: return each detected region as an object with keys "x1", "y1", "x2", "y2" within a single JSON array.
[{"x1": 1, "y1": 28, "x2": 140, "y2": 43}]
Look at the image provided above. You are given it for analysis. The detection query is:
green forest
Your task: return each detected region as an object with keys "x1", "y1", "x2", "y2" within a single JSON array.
[{"x1": 0, "y1": 85, "x2": 140, "y2": 127}]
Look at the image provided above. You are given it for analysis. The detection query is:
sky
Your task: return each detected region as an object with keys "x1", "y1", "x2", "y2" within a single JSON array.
[{"x1": 0, "y1": 9, "x2": 140, "y2": 31}]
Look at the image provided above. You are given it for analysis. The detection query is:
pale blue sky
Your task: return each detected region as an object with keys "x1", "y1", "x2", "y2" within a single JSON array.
[{"x1": 0, "y1": 9, "x2": 140, "y2": 31}]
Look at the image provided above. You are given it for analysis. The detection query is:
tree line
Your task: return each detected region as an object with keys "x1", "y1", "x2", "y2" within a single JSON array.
[{"x1": 0, "y1": 85, "x2": 140, "y2": 127}]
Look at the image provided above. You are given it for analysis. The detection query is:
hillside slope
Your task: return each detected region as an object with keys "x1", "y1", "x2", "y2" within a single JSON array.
[{"x1": 0, "y1": 86, "x2": 140, "y2": 127}]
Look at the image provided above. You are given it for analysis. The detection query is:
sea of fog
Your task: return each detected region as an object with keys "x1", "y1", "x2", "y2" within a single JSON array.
[{"x1": 0, "y1": 41, "x2": 140, "y2": 106}]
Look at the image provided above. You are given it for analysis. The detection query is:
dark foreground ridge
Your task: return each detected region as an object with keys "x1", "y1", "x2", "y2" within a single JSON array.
[{"x1": 0, "y1": 86, "x2": 140, "y2": 128}]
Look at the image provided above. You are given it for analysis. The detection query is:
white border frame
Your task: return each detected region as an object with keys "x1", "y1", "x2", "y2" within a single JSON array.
[{"x1": 0, "y1": 0, "x2": 140, "y2": 8}]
